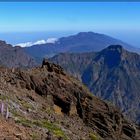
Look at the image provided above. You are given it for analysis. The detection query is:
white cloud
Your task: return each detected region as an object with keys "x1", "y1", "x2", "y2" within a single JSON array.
[
  {"x1": 15, "y1": 38, "x2": 58, "y2": 47},
  {"x1": 46, "y1": 38, "x2": 58, "y2": 44},
  {"x1": 16, "y1": 42, "x2": 33, "y2": 47},
  {"x1": 33, "y1": 40, "x2": 47, "y2": 45}
]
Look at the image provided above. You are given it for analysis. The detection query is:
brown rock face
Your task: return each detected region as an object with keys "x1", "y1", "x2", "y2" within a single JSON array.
[
  {"x1": 0, "y1": 60, "x2": 140, "y2": 140},
  {"x1": 42, "y1": 58, "x2": 66, "y2": 75}
]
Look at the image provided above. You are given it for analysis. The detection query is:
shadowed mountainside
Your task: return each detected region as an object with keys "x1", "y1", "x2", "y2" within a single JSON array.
[{"x1": 50, "y1": 45, "x2": 140, "y2": 124}]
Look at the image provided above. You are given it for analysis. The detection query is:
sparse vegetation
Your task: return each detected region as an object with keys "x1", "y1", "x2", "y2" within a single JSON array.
[
  {"x1": 89, "y1": 133, "x2": 100, "y2": 140},
  {"x1": 0, "y1": 94, "x2": 8, "y2": 100},
  {"x1": 15, "y1": 118, "x2": 33, "y2": 127},
  {"x1": 41, "y1": 120, "x2": 67, "y2": 139},
  {"x1": 10, "y1": 109, "x2": 22, "y2": 117},
  {"x1": 31, "y1": 132, "x2": 40, "y2": 140},
  {"x1": 15, "y1": 117, "x2": 68, "y2": 140},
  {"x1": 20, "y1": 100, "x2": 34, "y2": 110}
]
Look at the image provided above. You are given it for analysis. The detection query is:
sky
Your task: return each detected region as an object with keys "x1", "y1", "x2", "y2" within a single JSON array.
[{"x1": 0, "y1": 2, "x2": 140, "y2": 47}]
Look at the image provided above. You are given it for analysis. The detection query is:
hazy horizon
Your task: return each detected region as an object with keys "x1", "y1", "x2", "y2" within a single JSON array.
[
  {"x1": 0, "y1": 30, "x2": 139, "y2": 48},
  {"x1": 0, "y1": 2, "x2": 140, "y2": 47}
]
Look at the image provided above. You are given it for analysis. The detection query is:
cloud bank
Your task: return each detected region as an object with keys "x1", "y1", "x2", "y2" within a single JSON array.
[{"x1": 15, "y1": 38, "x2": 58, "y2": 47}]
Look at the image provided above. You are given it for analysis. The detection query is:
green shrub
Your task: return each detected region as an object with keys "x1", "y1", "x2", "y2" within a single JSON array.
[
  {"x1": 40, "y1": 120, "x2": 68, "y2": 140},
  {"x1": 16, "y1": 118, "x2": 32, "y2": 127},
  {"x1": 89, "y1": 133, "x2": 100, "y2": 140},
  {"x1": 31, "y1": 132, "x2": 39, "y2": 140},
  {"x1": 16, "y1": 118, "x2": 68, "y2": 140}
]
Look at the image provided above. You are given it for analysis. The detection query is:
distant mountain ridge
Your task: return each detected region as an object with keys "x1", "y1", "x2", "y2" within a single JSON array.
[
  {"x1": 24, "y1": 32, "x2": 139, "y2": 62},
  {"x1": 49, "y1": 45, "x2": 140, "y2": 123},
  {"x1": 0, "y1": 40, "x2": 37, "y2": 68}
]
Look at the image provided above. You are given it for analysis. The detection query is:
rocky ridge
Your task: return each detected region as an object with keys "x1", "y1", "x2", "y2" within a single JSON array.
[{"x1": 0, "y1": 60, "x2": 139, "y2": 139}]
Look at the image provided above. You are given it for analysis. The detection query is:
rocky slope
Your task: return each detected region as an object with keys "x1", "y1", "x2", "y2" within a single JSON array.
[
  {"x1": 50, "y1": 45, "x2": 140, "y2": 124},
  {"x1": 0, "y1": 40, "x2": 37, "y2": 68},
  {"x1": 24, "y1": 32, "x2": 138, "y2": 62},
  {"x1": 0, "y1": 60, "x2": 139, "y2": 139}
]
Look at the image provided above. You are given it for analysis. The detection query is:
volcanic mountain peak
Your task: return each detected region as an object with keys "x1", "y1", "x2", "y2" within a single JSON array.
[
  {"x1": 99, "y1": 45, "x2": 126, "y2": 57},
  {"x1": 104, "y1": 45, "x2": 124, "y2": 52},
  {"x1": 93, "y1": 45, "x2": 125, "y2": 68},
  {"x1": 76, "y1": 31, "x2": 103, "y2": 37}
]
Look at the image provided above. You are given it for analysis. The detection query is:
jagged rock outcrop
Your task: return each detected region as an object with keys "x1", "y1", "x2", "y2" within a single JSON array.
[
  {"x1": 0, "y1": 60, "x2": 139, "y2": 140},
  {"x1": 0, "y1": 40, "x2": 37, "y2": 68}
]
